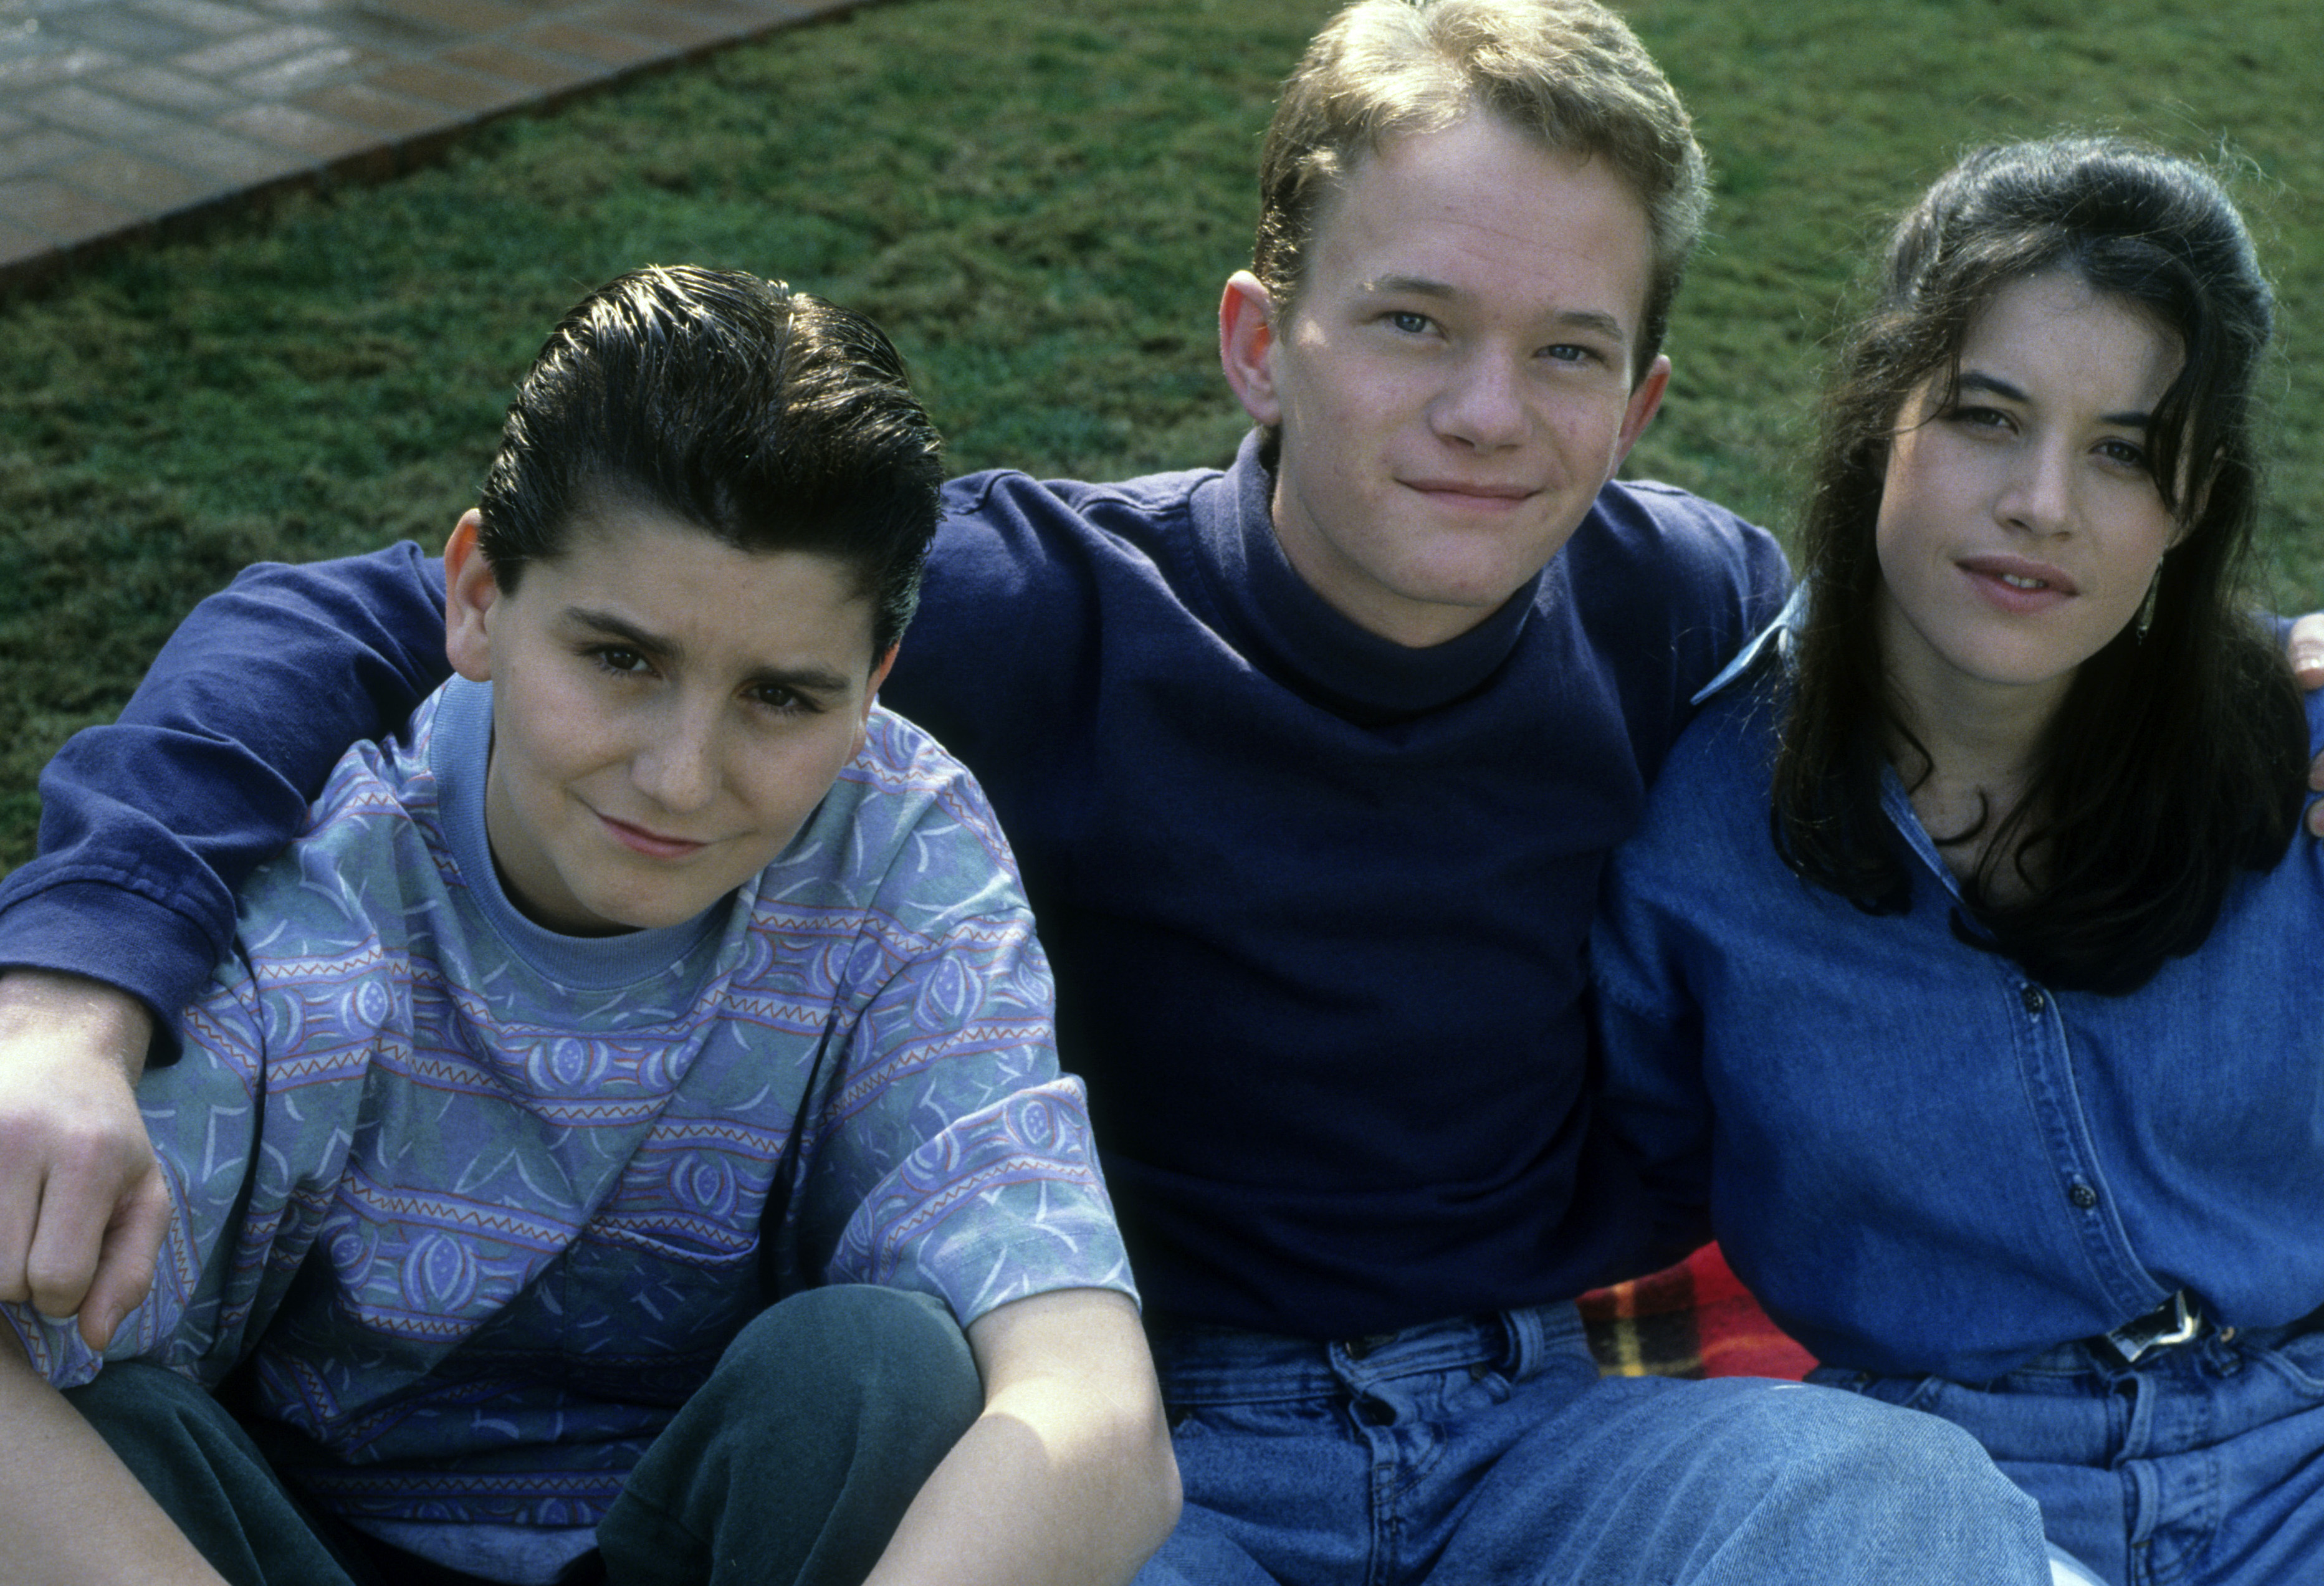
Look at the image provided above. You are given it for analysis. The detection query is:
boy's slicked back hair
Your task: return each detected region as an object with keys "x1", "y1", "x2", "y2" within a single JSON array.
[
  {"x1": 477, "y1": 265, "x2": 945, "y2": 656},
  {"x1": 1255, "y1": 0, "x2": 1708, "y2": 382}
]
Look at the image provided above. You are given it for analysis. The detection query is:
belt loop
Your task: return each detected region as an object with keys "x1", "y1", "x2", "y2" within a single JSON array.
[{"x1": 1499, "y1": 1304, "x2": 1546, "y2": 1379}]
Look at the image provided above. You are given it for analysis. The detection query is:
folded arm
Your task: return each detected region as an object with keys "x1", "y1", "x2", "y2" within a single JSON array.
[{"x1": 866, "y1": 1287, "x2": 1180, "y2": 1586}]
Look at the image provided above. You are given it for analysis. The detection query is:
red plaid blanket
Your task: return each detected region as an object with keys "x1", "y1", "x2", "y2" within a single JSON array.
[{"x1": 1580, "y1": 1244, "x2": 1815, "y2": 1380}]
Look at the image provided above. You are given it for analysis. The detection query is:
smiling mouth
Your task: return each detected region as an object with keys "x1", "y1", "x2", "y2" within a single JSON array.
[
  {"x1": 598, "y1": 813, "x2": 708, "y2": 859},
  {"x1": 1402, "y1": 479, "x2": 1536, "y2": 504},
  {"x1": 1959, "y1": 555, "x2": 2078, "y2": 601}
]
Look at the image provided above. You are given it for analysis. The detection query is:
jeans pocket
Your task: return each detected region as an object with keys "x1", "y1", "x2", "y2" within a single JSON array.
[{"x1": 1167, "y1": 1390, "x2": 1347, "y2": 1443}]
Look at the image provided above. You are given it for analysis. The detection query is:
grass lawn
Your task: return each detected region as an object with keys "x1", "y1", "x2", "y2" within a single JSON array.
[{"x1": 2, "y1": 0, "x2": 2320, "y2": 866}]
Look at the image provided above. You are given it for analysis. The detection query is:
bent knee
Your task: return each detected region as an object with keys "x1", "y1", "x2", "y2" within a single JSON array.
[
  {"x1": 1707, "y1": 1380, "x2": 2006, "y2": 1477},
  {"x1": 727, "y1": 1286, "x2": 968, "y2": 1383},
  {"x1": 1703, "y1": 1383, "x2": 2044, "y2": 1555},
  {"x1": 714, "y1": 1285, "x2": 982, "y2": 1435}
]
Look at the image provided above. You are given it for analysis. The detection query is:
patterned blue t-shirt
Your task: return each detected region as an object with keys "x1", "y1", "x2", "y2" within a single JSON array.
[{"x1": 4, "y1": 676, "x2": 1130, "y2": 1555}]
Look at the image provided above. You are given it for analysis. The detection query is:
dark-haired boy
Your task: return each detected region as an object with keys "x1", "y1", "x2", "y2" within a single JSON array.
[{"x1": 0, "y1": 265, "x2": 1175, "y2": 1586}]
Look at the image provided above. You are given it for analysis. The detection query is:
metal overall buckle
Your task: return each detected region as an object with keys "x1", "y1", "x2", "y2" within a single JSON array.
[{"x1": 2098, "y1": 1289, "x2": 2201, "y2": 1366}]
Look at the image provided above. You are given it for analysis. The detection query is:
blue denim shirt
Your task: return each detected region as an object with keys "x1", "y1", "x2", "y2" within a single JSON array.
[{"x1": 1590, "y1": 609, "x2": 2324, "y2": 1382}]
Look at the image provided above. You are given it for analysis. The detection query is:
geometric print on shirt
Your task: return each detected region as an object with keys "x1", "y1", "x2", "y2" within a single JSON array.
[{"x1": 4, "y1": 677, "x2": 1131, "y2": 1534}]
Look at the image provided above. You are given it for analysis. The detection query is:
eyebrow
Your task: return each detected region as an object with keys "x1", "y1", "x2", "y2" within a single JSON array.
[
  {"x1": 1364, "y1": 274, "x2": 1630, "y2": 346},
  {"x1": 1956, "y1": 370, "x2": 2153, "y2": 431},
  {"x1": 562, "y1": 607, "x2": 856, "y2": 698}
]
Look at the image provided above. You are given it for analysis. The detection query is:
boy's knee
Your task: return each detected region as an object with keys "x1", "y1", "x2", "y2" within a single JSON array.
[
  {"x1": 603, "y1": 1287, "x2": 984, "y2": 1586},
  {"x1": 1703, "y1": 1385, "x2": 2047, "y2": 1579},
  {"x1": 1757, "y1": 1383, "x2": 2002, "y2": 1481},
  {"x1": 715, "y1": 1284, "x2": 980, "y2": 1436}
]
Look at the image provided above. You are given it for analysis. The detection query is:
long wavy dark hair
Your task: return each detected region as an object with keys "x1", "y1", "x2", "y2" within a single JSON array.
[{"x1": 1773, "y1": 136, "x2": 2305, "y2": 994}]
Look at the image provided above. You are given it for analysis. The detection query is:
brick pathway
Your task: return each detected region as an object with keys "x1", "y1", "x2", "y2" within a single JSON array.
[{"x1": 0, "y1": 0, "x2": 864, "y2": 289}]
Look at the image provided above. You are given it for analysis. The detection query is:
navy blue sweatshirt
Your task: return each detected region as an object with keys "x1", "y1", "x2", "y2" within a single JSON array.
[{"x1": 0, "y1": 435, "x2": 1784, "y2": 1338}]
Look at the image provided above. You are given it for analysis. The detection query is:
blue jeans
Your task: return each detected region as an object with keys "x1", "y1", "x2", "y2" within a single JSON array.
[
  {"x1": 1815, "y1": 1316, "x2": 2324, "y2": 1586},
  {"x1": 1138, "y1": 1300, "x2": 2048, "y2": 1586}
]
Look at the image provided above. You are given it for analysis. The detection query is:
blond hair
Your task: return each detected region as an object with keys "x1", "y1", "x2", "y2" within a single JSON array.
[{"x1": 1255, "y1": 0, "x2": 1707, "y2": 381}]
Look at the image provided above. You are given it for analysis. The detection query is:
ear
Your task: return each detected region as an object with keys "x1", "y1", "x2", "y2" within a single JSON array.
[
  {"x1": 443, "y1": 509, "x2": 502, "y2": 682},
  {"x1": 1218, "y1": 270, "x2": 1284, "y2": 428},
  {"x1": 1610, "y1": 354, "x2": 1671, "y2": 471}
]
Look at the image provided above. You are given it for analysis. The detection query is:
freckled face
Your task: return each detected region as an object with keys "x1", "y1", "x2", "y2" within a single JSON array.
[
  {"x1": 1225, "y1": 112, "x2": 1669, "y2": 648},
  {"x1": 1875, "y1": 270, "x2": 2185, "y2": 720},
  {"x1": 443, "y1": 508, "x2": 892, "y2": 935}
]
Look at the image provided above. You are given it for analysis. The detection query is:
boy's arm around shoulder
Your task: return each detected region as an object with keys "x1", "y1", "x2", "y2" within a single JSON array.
[
  {"x1": 1, "y1": 541, "x2": 451, "y2": 1024},
  {"x1": 0, "y1": 972, "x2": 166, "y2": 1352},
  {"x1": 0, "y1": 543, "x2": 446, "y2": 1354},
  {"x1": 865, "y1": 1286, "x2": 1179, "y2": 1586},
  {"x1": 879, "y1": 471, "x2": 1109, "y2": 783},
  {"x1": 0, "y1": 1329, "x2": 229, "y2": 1585}
]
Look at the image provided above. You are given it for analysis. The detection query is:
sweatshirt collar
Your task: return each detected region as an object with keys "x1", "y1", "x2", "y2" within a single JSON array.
[{"x1": 1187, "y1": 432, "x2": 1540, "y2": 722}]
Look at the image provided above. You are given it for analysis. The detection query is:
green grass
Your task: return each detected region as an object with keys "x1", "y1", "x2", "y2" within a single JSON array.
[
  {"x1": 1634, "y1": 0, "x2": 2324, "y2": 598},
  {"x1": 4, "y1": 0, "x2": 2322, "y2": 866}
]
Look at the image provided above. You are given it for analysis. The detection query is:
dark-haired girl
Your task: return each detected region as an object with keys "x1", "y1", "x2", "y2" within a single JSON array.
[{"x1": 1592, "y1": 136, "x2": 2324, "y2": 1586}]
